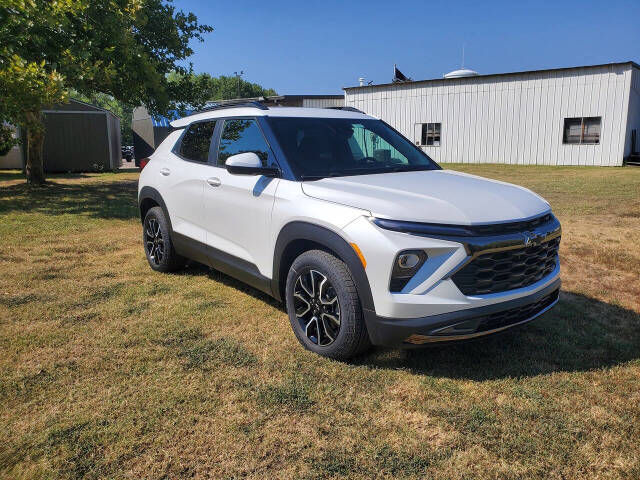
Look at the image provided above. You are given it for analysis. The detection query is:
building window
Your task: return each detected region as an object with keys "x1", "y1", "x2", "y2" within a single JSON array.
[
  {"x1": 420, "y1": 123, "x2": 441, "y2": 146},
  {"x1": 563, "y1": 117, "x2": 601, "y2": 144}
]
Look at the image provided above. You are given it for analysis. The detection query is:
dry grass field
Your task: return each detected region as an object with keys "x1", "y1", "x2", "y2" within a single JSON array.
[{"x1": 1, "y1": 165, "x2": 639, "y2": 479}]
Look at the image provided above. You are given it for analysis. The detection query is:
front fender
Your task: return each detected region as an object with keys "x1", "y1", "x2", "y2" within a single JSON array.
[{"x1": 271, "y1": 221, "x2": 375, "y2": 312}]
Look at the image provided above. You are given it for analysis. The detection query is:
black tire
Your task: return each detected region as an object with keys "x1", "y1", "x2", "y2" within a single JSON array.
[
  {"x1": 142, "y1": 206, "x2": 183, "y2": 272},
  {"x1": 285, "y1": 250, "x2": 371, "y2": 360}
]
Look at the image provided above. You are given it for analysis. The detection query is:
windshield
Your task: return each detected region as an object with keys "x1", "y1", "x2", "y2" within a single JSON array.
[{"x1": 266, "y1": 117, "x2": 440, "y2": 179}]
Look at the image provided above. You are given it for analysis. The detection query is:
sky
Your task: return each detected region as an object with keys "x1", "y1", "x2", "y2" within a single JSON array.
[{"x1": 177, "y1": 0, "x2": 640, "y2": 95}]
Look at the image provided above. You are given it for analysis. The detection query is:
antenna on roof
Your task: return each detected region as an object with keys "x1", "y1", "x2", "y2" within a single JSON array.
[{"x1": 444, "y1": 44, "x2": 479, "y2": 78}]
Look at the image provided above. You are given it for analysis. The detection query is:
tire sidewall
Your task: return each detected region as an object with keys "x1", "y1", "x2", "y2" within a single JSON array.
[
  {"x1": 143, "y1": 207, "x2": 179, "y2": 272},
  {"x1": 285, "y1": 251, "x2": 363, "y2": 358}
]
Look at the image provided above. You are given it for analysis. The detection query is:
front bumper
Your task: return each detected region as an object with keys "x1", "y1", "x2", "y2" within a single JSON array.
[
  {"x1": 342, "y1": 213, "x2": 561, "y2": 320},
  {"x1": 363, "y1": 278, "x2": 561, "y2": 347}
]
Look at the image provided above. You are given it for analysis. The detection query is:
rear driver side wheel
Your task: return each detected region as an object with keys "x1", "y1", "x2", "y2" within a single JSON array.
[
  {"x1": 285, "y1": 250, "x2": 371, "y2": 360},
  {"x1": 143, "y1": 206, "x2": 183, "y2": 272}
]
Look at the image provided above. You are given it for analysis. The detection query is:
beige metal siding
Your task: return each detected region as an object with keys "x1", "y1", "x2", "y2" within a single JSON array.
[
  {"x1": 624, "y1": 66, "x2": 640, "y2": 156},
  {"x1": 302, "y1": 97, "x2": 344, "y2": 108},
  {"x1": 0, "y1": 146, "x2": 22, "y2": 169},
  {"x1": 345, "y1": 64, "x2": 633, "y2": 166},
  {"x1": 0, "y1": 124, "x2": 23, "y2": 169}
]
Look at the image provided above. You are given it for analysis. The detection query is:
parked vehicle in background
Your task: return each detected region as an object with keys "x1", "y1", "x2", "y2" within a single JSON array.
[
  {"x1": 122, "y1": 146, "x2": 133, "y2": 162},
  {"x1": 137, "y1": 101, "x2": 561, "y2": 359}
]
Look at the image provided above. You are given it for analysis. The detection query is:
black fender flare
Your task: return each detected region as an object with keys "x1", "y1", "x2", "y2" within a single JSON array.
[
  {"x1": 138, "y1": 186, "x2": 173, "y2": 234},
  {"x1": 271, "y1": 221, "x2": 375, "y2": 312}
]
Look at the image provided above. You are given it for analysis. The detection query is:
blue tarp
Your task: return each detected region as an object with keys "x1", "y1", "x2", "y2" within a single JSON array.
[{"x1": 151, "y1": 110, "x2": 194, "y2": 128}]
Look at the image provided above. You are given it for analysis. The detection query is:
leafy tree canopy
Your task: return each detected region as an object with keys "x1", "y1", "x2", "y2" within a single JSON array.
[
  {"x1": 1, "y1": 0, "x2": 212, "y2": 116},
  {"x1": 0, "y1": 0, "x2": 212, "y2": 183},
  {"x1": 167, "y1": 71, "x2": 277, "y2": 102}
]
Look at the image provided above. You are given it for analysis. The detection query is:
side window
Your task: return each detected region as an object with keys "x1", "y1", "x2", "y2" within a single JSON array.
[
  {"x1": 218, "y1": 119, "x2": 270, "y2": 166},
  {"x1": 178, "y1": 121, "x2": 216, "y2": 162}
]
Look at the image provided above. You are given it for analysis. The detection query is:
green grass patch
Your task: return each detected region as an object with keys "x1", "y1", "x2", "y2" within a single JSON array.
[
  {"x1": 257, "y1": 374, "x2": 315, "y2": 410},
  {"x1": 1, "y1": 167, "x2": 639, "y2": 479}
]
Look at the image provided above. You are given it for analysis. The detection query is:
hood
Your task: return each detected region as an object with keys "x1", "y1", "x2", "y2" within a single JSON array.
[{"x1": 301, "y1": 170, "x2": 550, "y2": 225}]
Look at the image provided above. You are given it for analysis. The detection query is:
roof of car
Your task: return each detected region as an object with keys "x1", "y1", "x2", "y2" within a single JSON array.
[{"x1": 170, "y1": 106, "x2": 375, "y2": 128}]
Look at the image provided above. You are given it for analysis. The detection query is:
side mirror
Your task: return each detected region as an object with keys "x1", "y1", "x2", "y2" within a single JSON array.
[{"x1": 225, "y1": 152, "x2": 280, "y2": 177}]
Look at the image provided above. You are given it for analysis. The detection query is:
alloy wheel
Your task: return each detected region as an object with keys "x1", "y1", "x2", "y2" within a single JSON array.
[
  {"x1": 293, "y1": 269, "x2": 341, "y2": 346},
  {"x1": 145, "y1": 218, "x2": 164, "y2": 265}
]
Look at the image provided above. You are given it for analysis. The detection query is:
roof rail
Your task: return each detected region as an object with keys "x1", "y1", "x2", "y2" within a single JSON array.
[
  {"x1": 186, "y1": 98, "x2": 269, "y2": 117},
  {"x1": 325, "y1": 106, "x2": 364, "y2": 113}
]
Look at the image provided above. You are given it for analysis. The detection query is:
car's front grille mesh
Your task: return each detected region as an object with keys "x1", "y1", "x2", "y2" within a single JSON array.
[
  {"x1": 452, "y1": 237, "x2": 560, "y2": 295},
  {"x1": 475, "y1": 289, "x2": 559, "y2": 333}
]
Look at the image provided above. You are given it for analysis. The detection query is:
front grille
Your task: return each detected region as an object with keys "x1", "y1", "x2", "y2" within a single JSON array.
[
  {"x1": 452, "y1": 237, "x2": 560, "y2": 295},
  {"x1": 475, "y1": 289, "x2": 559, "y2": 333}
]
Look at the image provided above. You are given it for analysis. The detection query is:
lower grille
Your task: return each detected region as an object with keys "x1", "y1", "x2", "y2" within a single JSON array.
[
  {"x1": 452, "y1": 237, "x2": 560, "y2": 295},
  {"x1": 405, "y1": 288, "x2": 560, "y2": 344},
  {"x1": 475, "y1": 289, "x2": 559, "y2": 333}
]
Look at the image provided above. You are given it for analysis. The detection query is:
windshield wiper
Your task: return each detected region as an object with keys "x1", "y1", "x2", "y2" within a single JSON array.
[
  {"x1": 299, "y1": 165, "x2": 433, "y2": 181},
  {"x1": 386, "y1": 164, "x2": 433, "y2": 173},
  {"x1": 300, "y1": 174, "x2": 327, "y2": 181},
  {"x1": 299, "y1": 172, "x2": 344, "y2": 181}
]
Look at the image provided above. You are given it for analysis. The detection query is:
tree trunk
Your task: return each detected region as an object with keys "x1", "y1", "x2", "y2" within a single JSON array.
[{"x1": 25, "y1": 111, "x2": 46, "y2": 185}]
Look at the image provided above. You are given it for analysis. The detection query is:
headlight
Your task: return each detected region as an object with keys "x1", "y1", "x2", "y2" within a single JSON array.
[{"x1": 390, "y1": 250, "x2": 427, "y2": 292}]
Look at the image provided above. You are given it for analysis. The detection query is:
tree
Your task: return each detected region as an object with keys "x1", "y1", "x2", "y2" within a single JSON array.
[
  {"x1": 0, "y1": 0, "x2": 212, "y2": 184},
  {"x1": 167, "y1": 71, "x2": 277, "y2": 102},
  {"x1": 207, "y1": 75, "x2": 277, "y2": 100}
]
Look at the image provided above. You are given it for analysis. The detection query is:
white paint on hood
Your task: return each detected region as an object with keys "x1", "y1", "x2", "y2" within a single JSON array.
[{"x1": 301, "y1": 169, "x2": 550, "y2": 225}]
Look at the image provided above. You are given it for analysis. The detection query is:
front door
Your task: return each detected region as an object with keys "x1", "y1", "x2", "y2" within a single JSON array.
[{"x1": 202, "y1": 117, "x2": 280, "y2": 278}]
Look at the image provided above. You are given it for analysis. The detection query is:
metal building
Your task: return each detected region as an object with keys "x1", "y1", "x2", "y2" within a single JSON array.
[
  {"x1": 42, "y1": 99, "x2": 121, "y2": 172},
  {"x1": 0, "y1": 99, "x2": 121, "y2": 172},
  {"x1": 264, "y1": 94, "x2": 344, "y2": 108},
  {"x1": 0, "y1": 124, "x2": 22, "y2": 169},
  {"x1": 344, "y1": 61, "x2": 640, "y2": 166},
  {"x1": 132, "y1": 105, "x2": 173, "y2": 163}
]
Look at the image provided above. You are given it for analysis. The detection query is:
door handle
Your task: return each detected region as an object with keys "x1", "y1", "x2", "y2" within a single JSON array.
[
  {"x1": 159, "y1": 168, "x2": 171, "y2": 176},
  {"x1": 207, "y1": 177, "x2": 221, "y2": 187}
]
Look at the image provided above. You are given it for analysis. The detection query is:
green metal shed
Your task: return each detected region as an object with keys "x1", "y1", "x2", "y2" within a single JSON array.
[{"x1": 41, "y1": 99, "x2": 121, "y2": 172}]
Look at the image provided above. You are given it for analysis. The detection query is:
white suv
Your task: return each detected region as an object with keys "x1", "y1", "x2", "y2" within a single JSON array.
[{"x1": 138, "y1": 101, "x2": 561, "y2": 359}]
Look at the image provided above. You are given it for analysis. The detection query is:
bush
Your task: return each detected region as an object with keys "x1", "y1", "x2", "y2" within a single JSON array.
[{"x1": 0, "y1": 124, "x2": 18, "y2": 156}]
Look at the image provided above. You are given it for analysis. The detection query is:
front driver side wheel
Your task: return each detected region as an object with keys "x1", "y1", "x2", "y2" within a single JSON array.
[{"x1": 285, "y1": 250, "x2": 371, "y2": 360}]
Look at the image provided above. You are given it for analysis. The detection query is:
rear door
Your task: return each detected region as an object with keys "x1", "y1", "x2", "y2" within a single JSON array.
[
  {"x1": 161, "y1": 120, "x2": 217, "y2": 245},
  {"x1": 201, "y1": 117, "x2": 280, "y2": 277}
]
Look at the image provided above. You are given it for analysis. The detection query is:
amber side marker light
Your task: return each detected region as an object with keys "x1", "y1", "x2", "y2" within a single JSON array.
[{"x1": 350, "y1": 243, "x2": 367, "y2": 269}]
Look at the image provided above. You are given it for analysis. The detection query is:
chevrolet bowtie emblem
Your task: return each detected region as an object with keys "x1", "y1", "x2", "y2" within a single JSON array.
[{"x1": 523, "y1": 231, "x2": 544, "y2": 247}]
